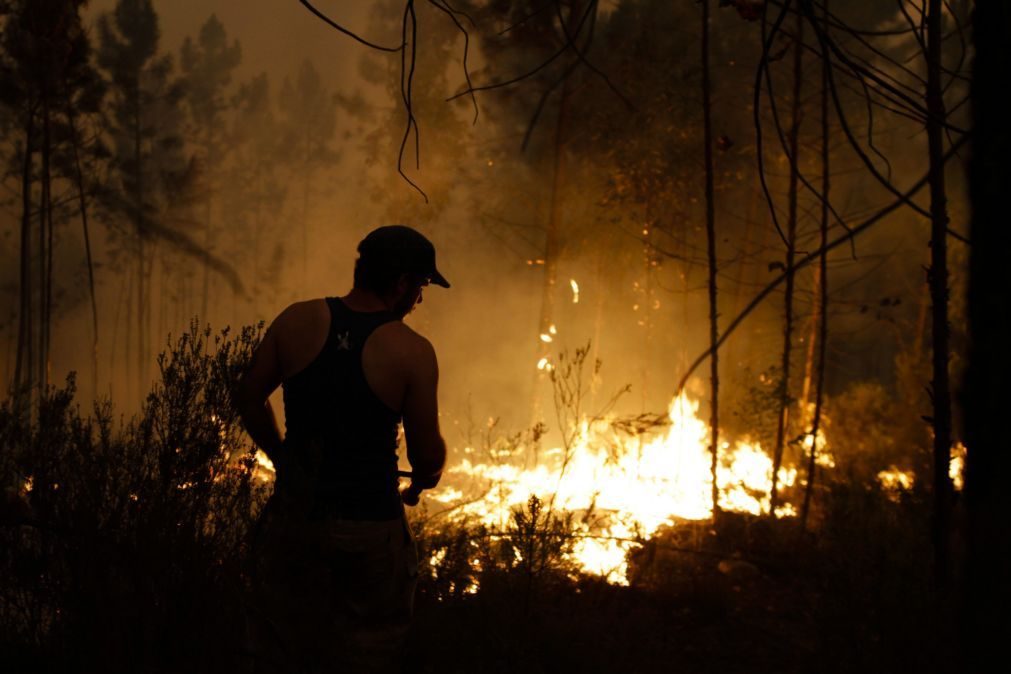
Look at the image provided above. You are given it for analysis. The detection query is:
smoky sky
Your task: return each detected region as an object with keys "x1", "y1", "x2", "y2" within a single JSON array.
[{"x1": 85, "y1": 1, "x2": 372, "y2": 90}]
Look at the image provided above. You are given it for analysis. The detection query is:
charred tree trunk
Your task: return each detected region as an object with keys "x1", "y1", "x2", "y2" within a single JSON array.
[
  {"x1": 770, "y1": 13, "x2": 804, "y2": 514},
  {"x1": 39, "y1": 99, "x2": 52, "y2": 395},
  {"x1": 964, "y1": 1, "x2": 1011, "y2": 664},
  {"x1": 201, "y1": 192, "x2": 211, "y2": 322},
  {"x1": 926, "y1": 0, "x2": 954, "y2": 587},
  {"x1": 530, "y1": 70, "x2": 570, "y2": 437},
  {"x1": 801, "y1": 2, "x2": 830, "y2": 528},
  {"x1": 65, "y1": 103, "x2": 100, "y2": 400},
  {"x1": 702, "y1": 0, "x2": 721, "y2": 517},
  {"x1": 302, "y1": 155, "x2": 311, "y2": 288},
  {"x1": 14, "y1": 108, "x2": 35, "y2": 408},
  {"x1": 137, "y1": 237, "x2": 147, "y2": 396}
]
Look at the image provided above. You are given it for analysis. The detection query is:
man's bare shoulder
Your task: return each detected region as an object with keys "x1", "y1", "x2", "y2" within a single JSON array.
[
  {"x1": 372, "y1": 321, "x2": 437, "y2": 362},
  {"x1": 271, "y1": 299, "x2": 327, "y2": 332}
]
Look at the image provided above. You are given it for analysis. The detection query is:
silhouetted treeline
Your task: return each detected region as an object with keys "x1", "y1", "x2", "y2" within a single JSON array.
[{"x1": 0, "y1": 0, "x2": 346, "y2": 408}]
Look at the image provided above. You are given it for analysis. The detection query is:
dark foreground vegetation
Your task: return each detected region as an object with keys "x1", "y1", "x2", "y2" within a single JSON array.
[{"x1": 1, "y1": 328, "x2": 957, "y2": 673}]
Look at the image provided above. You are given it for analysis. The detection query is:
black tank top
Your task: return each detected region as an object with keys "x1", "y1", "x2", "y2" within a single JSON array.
[{"x1": 281, "y1": 297, "x2": 403, "y2": 520}]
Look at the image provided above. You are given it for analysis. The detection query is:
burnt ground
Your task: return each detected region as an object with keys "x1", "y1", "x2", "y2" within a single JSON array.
[{"x1": 407, "y1": 510, "x2": 958, "y2": 674}]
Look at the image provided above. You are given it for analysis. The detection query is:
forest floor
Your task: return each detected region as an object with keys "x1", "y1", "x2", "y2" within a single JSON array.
[{"x1": 406, "y1": 512, "x2": 957, "y2": 674}]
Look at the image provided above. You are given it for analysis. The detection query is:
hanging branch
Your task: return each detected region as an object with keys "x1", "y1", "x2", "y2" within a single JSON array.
[
  {"x1": 446, "y1": 0, "x2": 597, "y2": 103},
  {"x1": 302, "y1": 0, "x2": 629, "y2": 197},
  {"x1": 753, "y1": 0, "x2": 794, "y2": 248},
  {"x1": 427, "y1": 0, "x2": 479, "y2": 123},
  {"x1": 298, "y1": 0, "x2": 405, "y2": 51},
  {"x1": 551, "y1": 0, "x2": 635, "y2": 111},
  {"x1": 397, "y1": 0, "x2": 427, "y2": 201}
]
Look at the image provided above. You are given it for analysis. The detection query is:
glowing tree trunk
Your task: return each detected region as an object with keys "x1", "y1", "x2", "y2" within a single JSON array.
[
  {"x1": 801, "y1": 1, "x2": 830, "y2": 529},
  {"x1": 701, "y1": 0, "x2": 720, "y2": 517},
  {"x1": 925, "y1": 0, "x2": 954, "y2": 586},
  {"x1": 769, "y1": 12, "x2": 804, "y2": 514}
]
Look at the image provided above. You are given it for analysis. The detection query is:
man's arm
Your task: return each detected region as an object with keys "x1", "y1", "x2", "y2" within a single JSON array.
[
  {"x1": 235, "y1": 321, "x2": 285, "y2": 467},
  {"x1": 400, "y1": 336, "x2": 446, "y2": 505}
]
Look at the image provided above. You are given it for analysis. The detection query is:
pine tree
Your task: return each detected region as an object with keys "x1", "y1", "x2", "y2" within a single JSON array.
[
  {"x1": 179, "y1": 14, "x2": 240, "y2": 323},
  {"x1": 0, "y1": 0, "x2": 102, "y2": 409},
  {"x1": 278, "y1": 60, "x2": 337, "y2": 287},
  {"x1": 95, "y1": 0, "x2": 194, "y2": 399}
]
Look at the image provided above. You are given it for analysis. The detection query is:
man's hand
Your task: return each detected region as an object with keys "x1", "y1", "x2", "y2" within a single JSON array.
[{"x1": 400, "y1": 482, "x2": 424, "y2": 507}]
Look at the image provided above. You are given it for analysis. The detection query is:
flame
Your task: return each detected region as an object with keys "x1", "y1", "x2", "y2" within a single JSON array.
[
  {"x1": 429, "y1": 393, "x2": 820, "y2": 585},
  {"x1": 950, "y1": 442, "x2": 966, "y2": 491},
  {"x1": 876, "y1": 442, "x2": 967, "y2": 496},
  {"x1": 254, "y1": 450, "x2": 276, "y2": 482},
  {"x1": 877, "y1": 467, "x2": 914, "y2": 494},
  {"x1": 570, "y1": 279, "x2": 580, "y2": 303}
]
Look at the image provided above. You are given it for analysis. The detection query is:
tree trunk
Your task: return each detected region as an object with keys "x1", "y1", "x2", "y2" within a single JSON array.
[
  {"x1": 133, "y1": 81, "x2": 145, "y2": 403},
  {"x1": 770, "y1": 13, "x2": 804, "y2": 514},
  {"x1": 702, "y1": 0, "x2": 721, "y2": 517},
  {"x1": 137, "y1": 237, "x2": 147, "y2": 397},
  {"x1": 201, "y1": 196, "x2": 211, "y2": 323},
  {"x1": 65, "y1": 103, "x2": 100, "y2": 400},
  {"x1": 926, "y1": 0, "x2": 953, "y2": 587},
  {"x1": 801, "y1": 1, "x2": 830, "y2": 529},
  {"x1": 14, "y1": 108, "x2": 35, "y2": 410},
  {"x1": 39, "y1": 99, "x2": 52, "y2": 395},
  {"x1": 800, "y1": 263, "x2": 821, "y2": 408},
  {"x1": 530, "y1": 66, "x2": 570, "y2": 438},
  {"x1": 964, "y1": 1, "x2": 1011, "y2": 664}
]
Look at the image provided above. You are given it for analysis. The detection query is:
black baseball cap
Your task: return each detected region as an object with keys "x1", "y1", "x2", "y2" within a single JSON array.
[{"x1": 357, "y1": 225, "x2": 450, "y2": 288}]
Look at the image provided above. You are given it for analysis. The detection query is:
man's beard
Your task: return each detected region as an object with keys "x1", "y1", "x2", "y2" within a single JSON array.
[{"x1": 391, "y1": 292, "x2": 417, "y2": 319}]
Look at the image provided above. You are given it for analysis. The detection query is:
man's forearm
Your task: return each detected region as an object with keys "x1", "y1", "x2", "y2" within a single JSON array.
[
  {"x1": 407, "y1": 437, "x2": 446, "y2": 489},
  {"x1": 239, "y1": 399, "x2": 284, "y2": 465}
]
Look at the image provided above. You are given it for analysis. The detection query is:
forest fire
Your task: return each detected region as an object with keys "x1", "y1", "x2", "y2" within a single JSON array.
[
  {"x1": 428, "y1": 393, "x2": 820, "y2": 585},
  {"x1": 1, "y1": 0, "x2": 997, "y2": 669}
]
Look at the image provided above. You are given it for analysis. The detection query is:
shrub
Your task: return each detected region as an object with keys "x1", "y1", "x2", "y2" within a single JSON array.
[{"x1": 0, "y1": 323, "x2": 268, "y2": 671}]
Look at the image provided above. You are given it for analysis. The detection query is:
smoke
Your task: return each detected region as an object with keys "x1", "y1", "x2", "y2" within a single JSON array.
[{"x1": 10, "y1": 0, "x2": 970, "y2": 461}]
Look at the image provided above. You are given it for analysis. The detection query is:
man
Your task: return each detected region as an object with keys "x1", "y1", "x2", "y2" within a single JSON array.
[{"x1": 235, "y1": 225, "x2": 449, "y2": 673}]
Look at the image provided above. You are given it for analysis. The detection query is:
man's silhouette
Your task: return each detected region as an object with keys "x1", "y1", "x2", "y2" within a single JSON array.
[{"x1": 236, "y1": 225, "x2": 449, "y2": 673}]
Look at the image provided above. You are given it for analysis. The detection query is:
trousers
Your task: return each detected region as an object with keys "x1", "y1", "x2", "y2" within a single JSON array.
[{"x1": 245, "y1": 494, "x2": 418, "y2": 674}]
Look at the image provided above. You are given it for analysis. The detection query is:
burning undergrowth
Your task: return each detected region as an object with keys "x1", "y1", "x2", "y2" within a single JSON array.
[
  {"x1": 413, "y1": 345, "x2": 831, "y2": 587},
  {"x1": 0, "y1": 326, "x2": 959, "y2": 671}
]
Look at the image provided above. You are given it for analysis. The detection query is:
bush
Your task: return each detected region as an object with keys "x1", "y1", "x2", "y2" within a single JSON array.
[{"x1": 0, "y1": 323, "x2": 268, "y2": 672}]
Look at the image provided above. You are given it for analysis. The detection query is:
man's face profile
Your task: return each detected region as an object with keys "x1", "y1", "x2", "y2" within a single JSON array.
[{"x1": 390, "y1": 276, "x2": 428, "y2": 319}]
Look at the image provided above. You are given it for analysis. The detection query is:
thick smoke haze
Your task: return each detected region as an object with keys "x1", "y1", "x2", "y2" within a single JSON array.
[{"x1": 4, "y1": 0, "x2": 969, "y2": 458}]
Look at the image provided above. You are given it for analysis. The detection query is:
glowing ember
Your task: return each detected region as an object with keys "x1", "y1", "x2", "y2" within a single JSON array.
[{"x1": 429, "y1": 393, "x2": 814, "y2": 585}]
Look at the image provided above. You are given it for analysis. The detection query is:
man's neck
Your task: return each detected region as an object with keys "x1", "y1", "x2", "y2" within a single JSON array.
[{"x1": 340, "y1": 288, "x2": 394, "y2": 313}]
